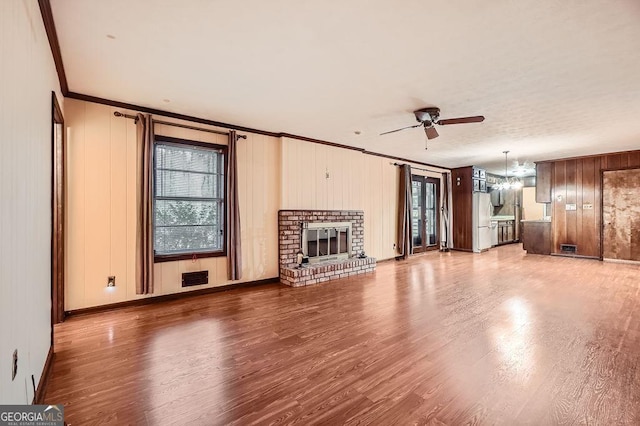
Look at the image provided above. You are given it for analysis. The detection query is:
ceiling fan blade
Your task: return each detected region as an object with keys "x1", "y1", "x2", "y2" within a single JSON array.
[
  {"x1": 424, "y1": 126, "x2": 439, "y2": 140},
  {"x1": 379, "y1": 123, "x2": 422, "y2": 136},
  {"x1": 437, "y1": 115, "x2": 485, "y2": 125}
]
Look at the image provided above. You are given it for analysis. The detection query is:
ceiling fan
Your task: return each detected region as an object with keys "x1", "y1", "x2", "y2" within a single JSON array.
[{"x1": 380, "y1": 107, "x2": 485, "y2": 144}]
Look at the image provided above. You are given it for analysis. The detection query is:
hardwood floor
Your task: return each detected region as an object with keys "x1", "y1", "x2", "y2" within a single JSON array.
[{"x1": 46, "y1": 245, "x2": 640, "y2": 425}]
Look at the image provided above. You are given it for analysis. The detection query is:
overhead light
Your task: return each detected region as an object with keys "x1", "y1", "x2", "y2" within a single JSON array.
[
  {"x1": 354, "y1": 130, "x2": 361, "y2": 135},
  {"x1": 106, "y1": 34, "x2": 116, "y2": 39},
  {"x1": 512, "y1": 160, "x2": 534, "y2": 177},
  {"x1": 496, "y1": 151, "x2": 523, "y2": 190}
]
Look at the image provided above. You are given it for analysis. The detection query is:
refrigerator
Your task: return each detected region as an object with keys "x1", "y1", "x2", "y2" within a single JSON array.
[{"x1": 473, "y1": 192, "x2": 493, "y2": 253}]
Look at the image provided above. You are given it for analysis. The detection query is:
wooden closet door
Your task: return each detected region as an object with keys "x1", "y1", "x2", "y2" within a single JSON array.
[{"x1": 602, "y1": 169, "x2": 640, "y2": 261}]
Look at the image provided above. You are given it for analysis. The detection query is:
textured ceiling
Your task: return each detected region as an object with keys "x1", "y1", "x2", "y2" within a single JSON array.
[{"x1": 51, "y1": 0, "x2": 640, "y2": 175}]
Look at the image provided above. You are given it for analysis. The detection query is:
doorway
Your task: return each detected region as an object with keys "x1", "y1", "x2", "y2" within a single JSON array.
[
  {"x1": 411, "y1": 175, "x2": 440, "y2": 253},
  {"x1": 602, "y1": 168, "x2": 640, "y2": 263},
  {"x1": 51, "y1": 92, "x2": 65, "y2": 327}
]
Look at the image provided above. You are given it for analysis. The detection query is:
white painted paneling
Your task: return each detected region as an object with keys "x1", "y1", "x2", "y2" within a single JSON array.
[
  {"x1": 65, "y1": 99, "x2": 281, "y2": 310},
  {"x1": 0, "y1": 0, "x2": 63, "y2": 404},
  {"x1": 279, "y1": 137, "x2": 448, "y2": 261}
]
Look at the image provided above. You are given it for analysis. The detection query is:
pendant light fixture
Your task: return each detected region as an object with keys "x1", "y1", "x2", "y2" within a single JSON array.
[{"x1": 496, "y1": 151, "x2": 523, "y2": 190}]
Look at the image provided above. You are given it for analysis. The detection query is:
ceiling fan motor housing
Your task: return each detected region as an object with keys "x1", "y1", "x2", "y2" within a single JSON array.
[{"x1": 414, "y1": 107, "x2": 440, "y2": 123}]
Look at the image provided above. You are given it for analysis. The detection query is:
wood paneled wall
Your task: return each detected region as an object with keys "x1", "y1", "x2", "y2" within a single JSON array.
[
  {"x1": 451, "y1": 167, "x2": 473, "y2": 250},
  {"x1": 0, "y1": 0, "x2": 63, "y2": 404},
  {"x1": 280, "y1": 137, "x2": 449, "y2": 261},
  {"x1": 65, "y1": 103, "x2": 450, "y2": 310},
  {"x1": 65, "y1": 99, "x2": 281, "y2": 310},
  {"x1": 540, "y1": 150, "x2": 640, "y2": 258}
]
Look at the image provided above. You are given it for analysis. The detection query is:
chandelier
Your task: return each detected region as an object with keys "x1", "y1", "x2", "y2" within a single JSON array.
[{"x1": 495, "y1": 151, "x2": 523, "y2": 190}]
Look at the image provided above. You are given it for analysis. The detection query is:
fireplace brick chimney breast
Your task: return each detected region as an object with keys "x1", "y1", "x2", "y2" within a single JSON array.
[{"x1": 278, "y1": 210, "x2": 375, "y2": 287}]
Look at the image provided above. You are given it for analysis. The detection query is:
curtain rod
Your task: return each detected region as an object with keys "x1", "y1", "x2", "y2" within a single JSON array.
[
  {"x1": 391, "y1": 162, "x2": 446, "y2": 174},
  {"x1": 113, "y1": 111, "x2": 247, "y2": 139}
]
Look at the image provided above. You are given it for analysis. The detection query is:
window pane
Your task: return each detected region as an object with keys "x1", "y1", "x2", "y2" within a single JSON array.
[
  {"x1": 155, "y1": 200, "x2": 219, "y2": 226},
  {"x1": 156, "y1": 144, "x2": 219, "y2": 174},
  {"x1": 155, "y1": 225, "x2": 221, "y2": 254},
  {"x1": 155, "y1": 170, "x2": 220, "y2": 199},
  {"x1": 154, "y1": 141, "x2": 225, "y2": 256}
]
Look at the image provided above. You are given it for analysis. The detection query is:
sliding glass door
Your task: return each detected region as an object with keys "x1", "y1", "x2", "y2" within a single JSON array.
[{"x1": 411, "y1": 176, "x2": 440, "y2": 253}]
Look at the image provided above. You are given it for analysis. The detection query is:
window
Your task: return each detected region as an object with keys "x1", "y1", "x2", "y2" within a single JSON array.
[{"x1": 153, "y1": 136, "x2": 226, "y2": 261}]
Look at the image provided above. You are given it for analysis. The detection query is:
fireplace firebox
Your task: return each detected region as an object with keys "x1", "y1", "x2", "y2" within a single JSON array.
[{"x1": 302, "y1": 222, "x2": 351, "y2": 263}]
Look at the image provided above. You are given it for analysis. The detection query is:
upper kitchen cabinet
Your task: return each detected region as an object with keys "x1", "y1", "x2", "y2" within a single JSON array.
[{"x1": 535, "y1": 162, "x2": 552, "y2": 203}]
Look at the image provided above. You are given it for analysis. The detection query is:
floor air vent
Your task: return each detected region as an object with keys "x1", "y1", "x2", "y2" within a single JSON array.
[
  {"x1": 182, "y1": 270, "x2": 208, "y2": 287},
  {"x1": 560, "y1": 244, "x2": 577, "y2": 254}
]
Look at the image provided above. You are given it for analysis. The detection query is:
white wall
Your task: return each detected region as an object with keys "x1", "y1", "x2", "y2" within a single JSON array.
[
  {"x1": 522, "y1": 187, "x2": 545, "y2": 220},
  {"x1": 0, "y1": 0, "x2": 63, "y2": 404}
]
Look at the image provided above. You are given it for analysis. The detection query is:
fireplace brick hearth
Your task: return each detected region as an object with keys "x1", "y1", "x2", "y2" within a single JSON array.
[{"x1": 278, "y1": 210, "x2": 376, "y2": 287}]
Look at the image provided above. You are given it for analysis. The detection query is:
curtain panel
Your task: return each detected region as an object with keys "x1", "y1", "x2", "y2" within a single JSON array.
[
  {"x1": 441, "y1": 172, "x2": 450, "y2": 250},
  {"x1": 135, "y1": 113, "x2": 154, "y2": 294},
  {"x1": 397, "y1": 164, "x2": 413, "y2": 259},
  {"x1": 227, "y1": 130, "x2": 242, "y2": 280}
]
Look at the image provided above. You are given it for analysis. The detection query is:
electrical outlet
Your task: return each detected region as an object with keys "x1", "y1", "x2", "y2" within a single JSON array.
[
  {"x1": 11, "y1": 349, "x2": 17, "y2": 381},
  {"x1": 107, "y1": 276, "x2": 116, "y2": 287}
]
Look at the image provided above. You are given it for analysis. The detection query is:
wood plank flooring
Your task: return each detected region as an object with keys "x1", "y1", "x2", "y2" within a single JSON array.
[{"x1": 45, "y1": 245, "x2": 640, "y2": 425}]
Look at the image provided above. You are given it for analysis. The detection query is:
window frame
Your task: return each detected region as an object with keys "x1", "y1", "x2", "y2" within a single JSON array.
[{"x1": 153, "y1": 135, "x2": 228, "y2": 263}]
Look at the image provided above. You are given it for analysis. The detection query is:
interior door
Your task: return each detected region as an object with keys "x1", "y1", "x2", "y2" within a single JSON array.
[
  {"x1": 603, "y1": 168, "x2": 640, "y2": 262},
  {"x1": 412, "y1": 176, "x2": 440, "y2": 253}
]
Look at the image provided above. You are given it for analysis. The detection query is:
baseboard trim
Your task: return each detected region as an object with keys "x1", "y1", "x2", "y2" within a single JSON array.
[
  {"x1": 550, "y1": 253, "x2": 600, "y2": 260},
  {"x1": 603, "y1": 257, "x2": 640, "y2": 265},
  {"x1": 33, "y1": 346, "x2": 55, "y2": 404},
  {"x1": 66, "y1": 277, "x2": 279, "y2": 317}
]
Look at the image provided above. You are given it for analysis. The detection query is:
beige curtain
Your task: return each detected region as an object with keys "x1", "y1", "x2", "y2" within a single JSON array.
[
  {"x1": 135, "y1": 113, "x2": 154, "y2": 294},
  {"x1": 227, "y1": 130, "x2": 242, "y2": 280},
  {"x1": 397, "y1": 164, "x2": 413, "y2": 259}
]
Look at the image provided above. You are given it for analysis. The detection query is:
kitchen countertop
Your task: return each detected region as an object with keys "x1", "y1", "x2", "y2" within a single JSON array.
[{"x1": 491, "y1": 215, "x2": 515, "y2": 221}]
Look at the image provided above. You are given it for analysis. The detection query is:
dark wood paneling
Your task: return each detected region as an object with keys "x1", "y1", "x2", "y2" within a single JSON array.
[
  {"x1": 552, "y1": 162, "x2": 566, "y2": 253},
  {"x1": 581, "y1": 157, "x2": 598, "y2": 257},
  {"x1": 628, "y1": 151, "x2": 640, "y2": 168},
  {"x1": 535, "y1": 162, "x2": 552, "y2": 203},
  {"x1": 451, "y1": 167, "x2": 473, "y2": 250},
  {"x1": 548, "y1": 150, "x2": 640, "y2": 259},
  {"x1": 575, "y1": 160, "x2": 583, "y2": 251},
  {"x1": 565, "y1": 160, "x2": 577, "y2": 246},
  {"x1": 38, "y1": 0, "x2": 68, "y2": 94}
]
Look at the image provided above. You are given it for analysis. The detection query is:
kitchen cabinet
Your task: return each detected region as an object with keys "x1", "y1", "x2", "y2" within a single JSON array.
[
  {"x1": 521, "y1": 220, "x2": 551, "y2": 254},
  {"x1": 497, "y1": 220, "x2": 515, "y2": 244},
  {"x1": 536, "y1": 162, "x2": 552, "y2": 203},
  {"x1": 490, "y1": 189, "x2": 504, "y2": 207}
]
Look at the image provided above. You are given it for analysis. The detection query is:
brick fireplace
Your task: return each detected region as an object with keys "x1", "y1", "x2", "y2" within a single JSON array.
[{"x1": 278, "y1": 210, "x2": 376, "y2": 287}]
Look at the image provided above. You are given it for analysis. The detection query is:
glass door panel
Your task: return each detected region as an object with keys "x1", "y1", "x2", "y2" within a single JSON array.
[
  {"x1": 412, "y1": 179, "x2": 424, "y2": 251},
  {"x1": 411, "y1": 175, "x2": 440, "y2": 253},
  {"x1": 426, "y1": 181, "x2": 437, "y2": 247}
]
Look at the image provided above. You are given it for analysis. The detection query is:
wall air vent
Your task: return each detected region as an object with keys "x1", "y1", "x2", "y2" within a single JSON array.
[
  {"x1": 560, "y1": 244, "x2": 577, "y2": 254},
  {"x1": 182, "y1": 270, "x2": 208, "y2": 287}
]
